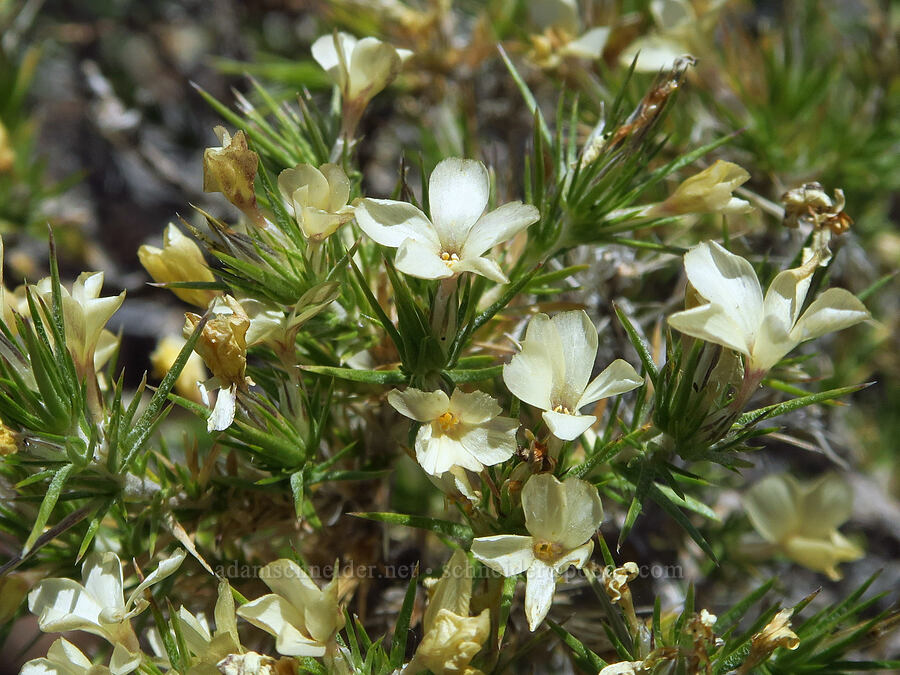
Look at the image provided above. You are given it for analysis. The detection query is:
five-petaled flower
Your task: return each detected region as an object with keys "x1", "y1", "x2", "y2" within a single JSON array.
[
  {"x1": 667, "y1": 241, "x2": 870, "y2": 375},
  {"x1": 471, "y1": 473, "x2": 604, "y2": 630},
  {"x1": 743, "y1": 473, "x2": 863, "y2": 581},
  {"x1": 388, "y1": 387, "x2": 519, "y2": 476},
  {"x1": 355, "y1": 158, "x2": 540, "y2": 283},
  {"x1": 27, "y1": 549, "x2": 185, "y2": 655},
  {"x1": 236, "y1": 558, "x2": 344, "y2": 657},
  {"x1": 503, "y1": 310, "x2": 643, "y2": 441}
]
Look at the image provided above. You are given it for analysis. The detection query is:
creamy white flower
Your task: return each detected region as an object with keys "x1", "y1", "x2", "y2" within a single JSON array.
[
  {"x1": 173, "y1": 580, "x2": 242, "y2": 669},
  {"x1": 405, "y1": 549, "x2": 490, "y2": 674},
  {"x1": 312, "y1": 32, "x2": 410, "y2": 108},
  {"x1": 743, "y1": 473, "x2": 863, "y2": 580},
  {"x1": 236, "y1": 558, "x2": 344, "y2": 657},
  {"x1": 649, "y1": 161, "x2": 752, "y2": 216},
  {"x1": 668, "y1": 241, "x2": 870, "y2": 373},
  {"x1": 355, "y1": 158, "x2": 540, "y2": 283},
  {"x1": 278, "y1": 163, "x2": 354, "y2": 241},
  {"x1": 21, "y1": 637, "x2": 141, "y2": 675},
  {"x1": 503, "y1": 310, "x2": 643, "y2": 441},
  {"x1": 27, "y1": 549, "x2": 186, "y2": 654},
  {"x1": 618, "y1": 0, "x2": 719, "y2": 71},
  {"x1": 34, "y1": 272, "x2": 125, "y2": 373},
  {"x1": 388, "y1": 388, "x2": 519, "y2": 476},
  {"x1": 598, "y1": 662, "x2": 645, "y2": 675},
  {"x1": 471, "y1": 473, "x2": 604, "y2": 631}
]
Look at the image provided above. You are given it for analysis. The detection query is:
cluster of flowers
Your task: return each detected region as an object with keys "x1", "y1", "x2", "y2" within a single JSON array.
[{"x1": 12, "y1": 22, "x2": 871, "y2": 675}]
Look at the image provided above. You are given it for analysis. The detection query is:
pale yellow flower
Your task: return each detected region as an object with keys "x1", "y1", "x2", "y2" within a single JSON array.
[
  {"x1": 471, "y1": 473, "x2": 604, "y2": 630},
  {"x1": 743, "y1": 473, "x2": 863, "y2": 580},
  {"x1": 503, "y1": 310, "x2": 642, "y2": 441},
  {"x1": 21, "y1": 637, "x2": 141, "y2": 675},
  {"x1": 28, "y1": 549, "x2": 185, "y2": 655},
  {"x1": 387, "y1": 388, "x2": 518, "y2": 476},
  {"x1": 406, "y1": 549, "x2": 490, "y2": 674},
  {"x1": 150, "y1": 335, "x2": 207, "y2": 403},
  {"x1": 138, "y1": 224, "x2": 219, "y2": 307},
  {"x1": 668, "y1": 242, "x2": 869, "y2": 374},
  {"x1": 278, "y1": 163, "x2": 354, "y2": 242},
  {"x1": 649, "y1": 161, "x2": 752, "y2": 217},
  {"x1": 236, "y1": 559, "x2": 344, "y2": 657},
  {"x1": 34, "y1": 272, "x2": 125, "y2": 376}
]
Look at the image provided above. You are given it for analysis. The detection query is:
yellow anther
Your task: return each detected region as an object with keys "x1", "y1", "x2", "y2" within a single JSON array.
[{"x1": 437, "y1": 411, "x2": 459, "y2": 433}]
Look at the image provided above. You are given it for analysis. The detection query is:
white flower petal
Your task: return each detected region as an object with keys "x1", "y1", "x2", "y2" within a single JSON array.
[
  {"x1": 355, "y1": 198, "x2": 438, "y2": 249},
  {"x1": 236, "y1": 594, "x2": 314, "y2": 652},
  {"x1": 347, "y1": 37, "x2": 402, "y2": 102},
  {"x1": 743, "y1": 475, "x2": 802, "y2": 544},
  {"x1": 791, "y1": 288, "x2": 869, "y2": 344},
  {"x1": 578, "y1": 359, "x2": 643, "y2": 408},
  {"x1": 278, "y1": 164, "x2": 329, "y2": 209},
  {"x1": 320, "y1": 163, "x2": 351, "y2": 212},
  {"x1": 524, "y1": 560, "x2": 556, "y2": 631},
  {"x1": 28, "y1": 578, "x2": 105, "y2": 634},
  {"x1": 542, "y1": 410, "x2": 595, "y2": 441},
  {"x1": 450, "y1": 255, "x2": 508, "y2": 283},
  {"x1": 429, "y1": 158, "x2": 490, "y2": 248},
  {"x1": 415, "y1": 425, "x2": 475, "y2": 475},
  {"x1": 523, "y1": 473, "x2": 603, "y2": 548},
  {"x1": 208, "y1": 384, "x2": 237, "y2": 432},
  {"x1": 395, "y1": 238, "x2": 454, "y2": 280},
  {"x1": 457, "y1": 418, "x2": 519, "y2": 468},
  {"x1": 668, "y1": 303, "x2": 753, "y2": 357},
  {"x1": 109, "y1": 643, "x2": 142, "y2": 675},
  {"x1": 82, "y1": 552, "x2": 125, "y2": 615},
  {"x1": 424, "y1": 549, "x2": 472, "y2": 632},
  {"x1": 470, "y1": 535, "x2": 534, "y2": 576},
  {"x1": 388, "y1": 388, "x2": 450, "y2": 422},
  {"x1": 683, "y1": 242, "x2": 763, "y2": 346},
  {"x1": 762, "y1": 266, "x2": 815, "y2": 337},
  {"x1": 562, "y1": 27, "x2": 611, "y2": 59},
  {"x1": 125, "y1": 549, "x2": 185, "y2": 614},
  {"x1": 619, "y1": 35, "x2": 689, "y2": 72},
  {"x1": 449, "y1": 389, "x2": 502, "y2": 425},
  {"x1": 311, "y1": 33, "x2": 355, "y2": 86},
  {"x1": 553, "y1": 540, "x2": 594, "y2": 573},
  {"x1": 503, "y1": 313, "x2": 563, "y2": 410},
  {"x1": 798, "y1": 473, "x2": 854, "y2": 537},
  {"x1": 48, "y1": 637, "x2": 93, "y2": 668},
  {"x1": 461, "y1": 202, "x2": 539, "y2": 259},
  {"x1": 552, "y1": 310, "x2": 598, "y2": 405}
]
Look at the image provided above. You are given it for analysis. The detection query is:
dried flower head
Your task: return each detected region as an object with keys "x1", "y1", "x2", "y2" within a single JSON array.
[{"x1": 203, "y1": 126, "x2": 261, "y2": 222}]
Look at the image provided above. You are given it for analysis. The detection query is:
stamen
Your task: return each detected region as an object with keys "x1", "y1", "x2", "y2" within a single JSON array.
[{"x1": 437, "y1": 411, "x2": 459, "y2": 433}]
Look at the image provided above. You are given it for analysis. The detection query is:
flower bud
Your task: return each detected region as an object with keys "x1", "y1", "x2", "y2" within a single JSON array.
[
  {"x1": 651, "y1": 161, "x2": 752, "y2": 216},
  {"x1": 138, "y1": 224, "x2": 219, "y2": 307}
]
